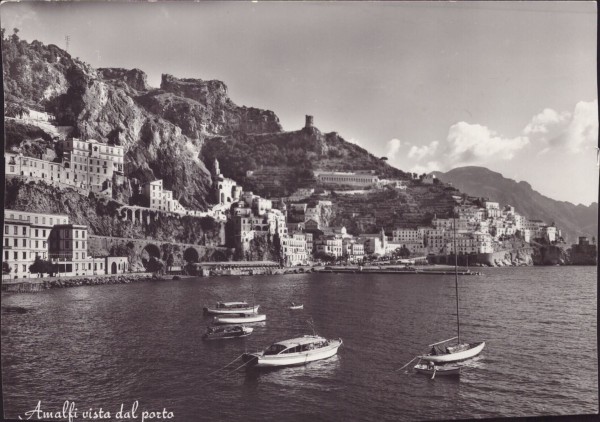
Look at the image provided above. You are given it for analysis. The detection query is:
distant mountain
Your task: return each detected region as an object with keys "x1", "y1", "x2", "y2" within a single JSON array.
[{"x1": 432, "y1": 166, "x2": 598, "y2": 243}]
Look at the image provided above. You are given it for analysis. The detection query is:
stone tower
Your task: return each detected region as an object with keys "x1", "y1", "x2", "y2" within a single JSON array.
[
  {"x1": 213, "y1": 158, "x2": 220, "y2": 178},
  {"x1": 305, "y1": 115, "x2": 314, "y2": 128}
]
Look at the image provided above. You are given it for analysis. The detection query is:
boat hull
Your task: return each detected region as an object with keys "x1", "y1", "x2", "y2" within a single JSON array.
[
  {"x1": 202, "y1": 326, "x2": 254, "y2": 340},
  {"x1": 289, "y1": 305, "x2": 304, "y2": 310},
  {"x1": 214, "y1": 314, "x2": 266, "y2": 324},
  {"x1": 414, "y1": 364, "x2": 461, "y2": 376},
  {"x1": 204, "y1": 305, "x2": 260, "y2": 315},
  {"x1": 244, "y1": 339, "x2": 342, "y2": 368},
  {"x1": 419, "y1": 341, "x2": 485, "y2": 363}
]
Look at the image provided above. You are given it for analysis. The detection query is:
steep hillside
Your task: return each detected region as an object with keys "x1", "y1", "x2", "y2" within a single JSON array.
[
  {"x1": 201, "y1": 125, "x2": 409, "y2": 198},
  {"x1": 433, "y1": 166, "x2": 598, "y2": 242},
  {"x1": 3, "y1": 33, "x2": 454, "y2": 232}
]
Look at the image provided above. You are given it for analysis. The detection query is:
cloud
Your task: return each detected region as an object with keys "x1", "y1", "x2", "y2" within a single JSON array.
[
  {"x1": 523, "y1": 99, "x2": 598, "y2": 152},
  {"x1": 408, "y1": 141, "x2": 439, "y2": 161},
  {"x1": 410, "y1": 161, "x2": 441, "y2": 174},
  {"x1": 446, "y1": 122, "x2": 529, "y2": 162},
  {"x1": 386, "y1": 138, "x2": 404, "y2": 160},
  {"x1": 397, "y1": 99, "x2": 598, "y2": 174},
  {"x1": 564, "y1": 99, "x2": 598, "y2": 152}
]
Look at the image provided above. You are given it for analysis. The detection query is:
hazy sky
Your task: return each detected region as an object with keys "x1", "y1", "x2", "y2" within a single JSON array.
[{"x1": 2, "y1": 1, "x2": 598, "y2": 205}]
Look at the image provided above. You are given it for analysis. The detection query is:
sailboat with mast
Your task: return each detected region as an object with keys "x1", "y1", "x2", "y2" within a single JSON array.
[{"x1": 416, "y1": 210, "x2": 485, "y2": 365}]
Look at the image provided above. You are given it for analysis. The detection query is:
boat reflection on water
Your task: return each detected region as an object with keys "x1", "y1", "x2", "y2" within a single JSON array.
[{"x1": 244, "y1": 355, "x2": 342, "y2": 386}]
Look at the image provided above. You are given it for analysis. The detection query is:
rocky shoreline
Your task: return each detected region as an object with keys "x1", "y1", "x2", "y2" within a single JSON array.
[{"x1": 44, "y1": 274, "x2": 156, "y2": 289}]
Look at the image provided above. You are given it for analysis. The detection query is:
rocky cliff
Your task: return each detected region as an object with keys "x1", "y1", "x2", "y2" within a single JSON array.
[{"x1": 4, "y1": 177, "x2": 224, "y2": 246}]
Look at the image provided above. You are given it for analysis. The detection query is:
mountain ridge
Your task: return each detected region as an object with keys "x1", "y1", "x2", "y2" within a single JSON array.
[{"x1": 432, "y1": 166, "x2": 598, "y2": 242}]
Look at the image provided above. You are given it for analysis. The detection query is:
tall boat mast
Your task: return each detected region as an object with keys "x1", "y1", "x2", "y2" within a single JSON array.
[{"x1": 454, "y1": 211, "x2": 460, "y2": 345}]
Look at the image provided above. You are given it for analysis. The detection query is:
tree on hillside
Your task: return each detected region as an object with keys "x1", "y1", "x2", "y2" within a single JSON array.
[{"x1": 314, "y1": 251, "x2": 335, "y2": 263}]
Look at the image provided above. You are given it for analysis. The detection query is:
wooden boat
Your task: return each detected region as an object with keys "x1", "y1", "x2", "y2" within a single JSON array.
[
  {"x1": 242, "y1": 335, "x2": 342, "y2": 368},
  {"x1": 418, "y1": 213, "x2": 485, "y2": 364},
  {"x1": 289, "y1": 302, "x2": 304, "y2": 310},
  {"x1": 418, "y1": 338, "x2": 485, "y2": 363},
  {"x1": 213, "y1": 313, "x2": 266, "y2": 324},
  {"x1": 202, "y1": 325, "x2": 253, "y2": 340},
  {"x1": 414, "y1": 362, "x2": 461, "y2": 377},
  {"x1": 203, "y1": 301, "x2": 260, "y2": 315}
]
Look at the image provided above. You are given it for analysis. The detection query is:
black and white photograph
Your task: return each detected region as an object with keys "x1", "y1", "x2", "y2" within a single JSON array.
[{"x1": 1, "y1": 1, "x2": 598, "y2": 421}]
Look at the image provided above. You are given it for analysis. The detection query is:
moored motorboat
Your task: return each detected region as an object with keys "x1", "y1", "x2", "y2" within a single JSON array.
[
  {"x1": 213, "y1": 313, "x2": 266, "y2": 324},
  {"x1": 202, "y1": 325, "x2": 254, "y2": 340},
  {"x1": 203, "y1": 301, "x2": 260, "y2": 315},
  {"x1": 414, "y1": 361, "x2": 461, "y2": 377},
  {"x1": 242, "y1": 335, "x2": 342, "y2": 368},
  {"x1": 289, "y1": 302, "x2": 304, "y2": 310}
]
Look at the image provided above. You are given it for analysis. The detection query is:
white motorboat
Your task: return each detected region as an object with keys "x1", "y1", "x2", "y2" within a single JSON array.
[
  {"x1": 289, "y1": 302, "x2": 304, "y2": 310},
  {"x1": 242, "y1": 335, "x2": 342, "y2": 368},
  {"x1": 202, "y1": 325, "x2": 254, "y2": 340},
  {"x1": 203, "y1": 302, "x2": 260, "y2": 315},
  {"x1": 213, "y1": 313, "x2": 266, "y2": 324}
]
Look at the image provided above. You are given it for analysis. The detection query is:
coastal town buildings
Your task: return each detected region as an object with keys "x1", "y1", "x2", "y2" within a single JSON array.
[
  {"x1": 280, "y1": 234, "x2": 309, "y2": 266},
  {"x1": 141, "y1": 179, "x2": 186, "y2": 213},
  {"x1": 3, "y1": 209, "x2": 128, "y2": 279}
]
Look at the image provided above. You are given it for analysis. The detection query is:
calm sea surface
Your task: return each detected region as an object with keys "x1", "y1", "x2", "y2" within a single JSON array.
[{"x1": 1, "y1": 266, "x2": 597, "y2": 421}]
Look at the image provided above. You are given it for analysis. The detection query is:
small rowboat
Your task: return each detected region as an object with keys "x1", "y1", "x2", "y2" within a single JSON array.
[
  {"x1": 213, "y1": 313, "x2": 266, "y2": 324},
  {"x1": 289, "y1": 302, "x2": 304, "y2": 310},
  {"x1": 202, "y1": 325, "x2": 253, "y2": 340},
  {"x1": 414, "y1": 362, "x2": 461, "y2": 377}
]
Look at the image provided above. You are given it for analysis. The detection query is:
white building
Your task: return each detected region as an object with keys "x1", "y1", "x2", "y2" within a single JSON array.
[{"x1": 315, "y1": 171, "x2": 379, "y2": 187}]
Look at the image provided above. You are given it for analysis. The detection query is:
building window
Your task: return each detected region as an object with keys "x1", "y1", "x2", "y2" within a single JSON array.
[
  {"x1": 13, "y1": 239, "x2": 17, "y2": 247},
  {"x1": 22, "y1": 265, "x2": 26, "y2": 272},
  {"x1": 22, "y1": 252, "x2": 26, "y2": 259},
  {"x1": 13, "y1": 252, "x2": 18, "y2": 260},
  {"x1": 43, "y1": 230, "x2": 46, "y2": 237},
  {"x1": 35, "y1": 241, "x2": 39, "y2": 248},
  {"x1": 35, "y1": 229, "x2": 39, "y2": 237},
  {"x1": 23, "y1": 239, "x2": 27, "y2": 247},
  {"x1": 66, "y1": 241, "x2": 70, "y2": 249},
  {"x1": 4, "y1": 225, "x2": 7, "y2": 235},
  {"x1": 13, "y1": 226, "x2": 17, "y2": 235}
]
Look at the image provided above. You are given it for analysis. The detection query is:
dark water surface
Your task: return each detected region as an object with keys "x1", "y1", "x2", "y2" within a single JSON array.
[{"x1": 2, "y1": 266, "x2": 597, "y2": 421}]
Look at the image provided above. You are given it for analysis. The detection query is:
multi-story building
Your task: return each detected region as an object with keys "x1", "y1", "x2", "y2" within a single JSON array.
[
  {"x1": 443, "y1": 232, "x2": 493, "y2": 254},
  {"x1": 315, "y1": 235, "x2": 343, "y2": 258},
  {"x1": 3, "y1": 210, "x2": 70, "y2": 279},
  {"x1": 141, "y1": 179, "x2": 187, "y2": 213},
  {"x1": 281, "y1": 234, "x2": 308, "y2": 266},
  {"x1": 60, "y1": 138, "x2": 124, "y2": 191},
  {"x1": 48, "y1": 224, "x2": 89, "y2": 262}
]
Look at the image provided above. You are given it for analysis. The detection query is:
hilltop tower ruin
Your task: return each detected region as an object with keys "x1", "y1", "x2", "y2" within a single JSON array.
[{"x1": 305, "y1": 115, "x2": 314, "y2": 128}]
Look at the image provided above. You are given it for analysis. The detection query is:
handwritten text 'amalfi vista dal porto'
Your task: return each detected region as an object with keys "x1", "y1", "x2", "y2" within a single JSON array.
[{"x1": 19, "y1": 400, "x2": 174, "y2": 421}]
